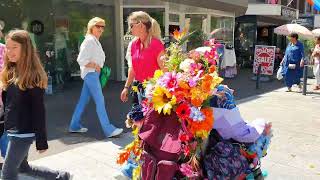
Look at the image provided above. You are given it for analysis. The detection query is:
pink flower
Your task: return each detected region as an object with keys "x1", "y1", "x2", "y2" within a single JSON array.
[
  {"x1": 190, "y1": 63, "x2": 203, "y2": 76},
  {"x1": 180, "y1": 163, "x2": 199, "y2": 178},
  {"x1": 188, "y1": 50, "x2": 201, "y2": 62},
  {"x1": 158, "y1": 72, "x2": 178, "y2": 92},
  {"x1": 204, "y1": 48, "x2": 219, "y2": 65},
  {"x1": 188, "y1": 70, "x2": 202, "y2": 87}
]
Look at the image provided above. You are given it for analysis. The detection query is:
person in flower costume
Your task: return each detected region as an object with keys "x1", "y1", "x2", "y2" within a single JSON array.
[{"x1": 117, "y1": 29, "x2": 272, "y2": 180}]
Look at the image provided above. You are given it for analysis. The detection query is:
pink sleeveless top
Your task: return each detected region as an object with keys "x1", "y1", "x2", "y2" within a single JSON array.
[{"x1": 131, "y1": 38, "x2": 164, "y2": 82}]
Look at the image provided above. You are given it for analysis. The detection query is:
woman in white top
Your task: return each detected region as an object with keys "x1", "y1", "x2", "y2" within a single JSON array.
[
  {"x1": 69, "y1": 17, "x2": 123, "y2": 138},
  {"x1": 312, "y1": 37, "x2": 320, "y2": 90}
]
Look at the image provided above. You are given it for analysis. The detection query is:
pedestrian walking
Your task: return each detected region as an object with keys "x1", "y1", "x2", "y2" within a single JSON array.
[
  {"x1": 281, "y1": 33, "x2": 305, "y2": 92},
  {"x1": 116, "y1": 11, "x2": 165, "y2": 180},
  {"x1": 69, "y1": 17, "x2": 123, "y2": 138},
  {"x1": 0, "y1": 41, "x2": 9, "y2": 160},
  {"x1": 311, "y1": 37, "x2": 320, "y2": 90},
  {"x1": 120, "y1": 11, "x2": 165, "y2": 104},
  {"x1": 0, "y1": 29, "x2": 71, "y2": 180}
]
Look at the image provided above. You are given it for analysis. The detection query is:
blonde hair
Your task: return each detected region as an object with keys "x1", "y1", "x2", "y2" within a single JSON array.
[
  {"x1": 128, "y1": 11, "x2": 162, "y2": 40},
  {"x1": 1, "y1": 30, "x2": 47, "y2": 90},
  {"x1": 86, "y1": 17, "x2": 105, "y2": 35}
]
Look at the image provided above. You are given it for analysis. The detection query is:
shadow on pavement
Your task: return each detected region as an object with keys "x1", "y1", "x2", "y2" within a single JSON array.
[{"x1": 222, "y1": 69, "x2": 285, "y2": 104}]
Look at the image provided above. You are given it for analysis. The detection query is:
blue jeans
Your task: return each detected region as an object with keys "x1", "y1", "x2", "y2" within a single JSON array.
[
  {"x1": 1, "y1": 136, "x2": 70, "y2": 180},
  {"x1": 69, "y1": 72, "x2": 116, "y2": 137},
  {"x1": 0, "y1": 132, "x2": 9, "y2": 158}
]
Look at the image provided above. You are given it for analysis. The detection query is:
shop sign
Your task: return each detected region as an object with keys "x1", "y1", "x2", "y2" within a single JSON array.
[
  {"x1": 281, "y1": 6, "x2": 297, "y2": 19},
  {"x1": 30, "y1": 20, "x2": 44, "y2": 35},
  {"x1": 292, "y1": 16, "x2": 314, "y2": 28},
  {"x1": 253, "y1": 45, "x2": 276, "y2": 75}
]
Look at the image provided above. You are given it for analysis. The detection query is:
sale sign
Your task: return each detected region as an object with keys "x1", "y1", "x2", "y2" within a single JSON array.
[{"x1": 253, "y1": 45, "x2": 276, "y2": 76}]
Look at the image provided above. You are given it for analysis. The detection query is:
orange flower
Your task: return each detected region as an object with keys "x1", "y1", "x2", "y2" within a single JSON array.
[
  {"x1": 187, "y1": 108, "x2": 214, "y2": 139},
  {"x1": 178, "y1": 80, "x2": 191, "y2": 90},
  {"x1": 190, "y1": 87, "x2": 208, "y2": 107},
  {"x1": 117, "y1": 151, "x2": 130, "y2": 165},
  {"x1": 209, "y1": 65, "x2": 216, "y2": 73},
  {"x1": 191, "y1": 97, "x2": 203, "y2": 107},
  {"x1": 201, "y1": 74, "x2": 214, "y2": 93},
  {"x1": 172, "y1": 28, "x2": 187, "y2": 41}
]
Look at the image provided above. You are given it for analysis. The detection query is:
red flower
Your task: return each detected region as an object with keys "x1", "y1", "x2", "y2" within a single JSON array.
[
  {"x1": 183, "y1": 145, "x2": 190, "y2": 156},
  {"x1": 176, "y1": 103, "x2": 191, "y2": 120},
  {"x1": 179, "y1": 133, "x2": 191, "y2": 142}
]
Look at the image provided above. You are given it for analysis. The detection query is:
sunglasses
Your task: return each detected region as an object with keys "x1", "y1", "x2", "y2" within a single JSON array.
[
  {"x1": 95, "y1": 25, "x2": 105, "y2": 29},
  {"x1": 129, "y1": 22, "x2": 140, "y2": 29}
]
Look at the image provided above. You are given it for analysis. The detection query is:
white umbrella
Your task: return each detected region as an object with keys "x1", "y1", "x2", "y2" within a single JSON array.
[
  {"x1": 274, "y1": 24, "x2": 314, "y2": 40},
  {"x1": 312, "y1": 29, "x2": 320, "y2": 37}
]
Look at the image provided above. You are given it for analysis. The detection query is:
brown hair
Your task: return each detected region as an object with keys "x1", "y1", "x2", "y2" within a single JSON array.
[{"x1": 1, "y1": 30, "x2": 47, "y2": 90}]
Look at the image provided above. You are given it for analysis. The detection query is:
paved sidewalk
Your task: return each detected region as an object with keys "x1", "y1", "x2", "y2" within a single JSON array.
[{"x1": 10, "y1": 79, "x2": 320, "y2": 179}]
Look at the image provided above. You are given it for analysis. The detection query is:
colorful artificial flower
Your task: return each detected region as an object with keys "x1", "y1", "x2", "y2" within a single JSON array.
[
  {"x1": 204, "y1": 48, "x2": 219, "y2": 65},
  {"x1": 201, "y1": 74, "x2": 214, "y2": 93},
  {"x1": 209, "y1": 65, "x2": 216, "y2": 73},
  {"x1": 188, "y1": 50, "x2": 201, "y2": 62},
  {"x1": 172, "y1": 28, "x2": 187, "y2": 41},
  {"x1": 172, "y1": 87, "x2": 190, "y2": 104},
  {"x1": 190, "y1": 63, "x2": 203, "y2": 76},
  {"x1": 157, "y1": 72, "x2": 179, "y2": 92},
  {"x1": 152, "y1": 86, "x2": 177, "y2": 115},
  {"x1": 132, "y1": 165, "x2": 141, "y2": 180},
  {"x1": 179, "y1": 58, "x2": 195, "y2": 73},
  {"x1": 153, "y1": 69, "x2": 164, "y2": 80},
  {"x1": 189, "y1": 107, "x2": 204, "y2": 122},
  {"x1": 180, "y1": 163, "x2": 199, "y2": 178},
  {"x1": 176, "y1": 103, "x2": 191, "y2": 120},
  {"x1": 187, "y1": 108, "x2": 213, "y2": 138},
  {"x1": 190, "y1": 87, "x2": 207, "y2": 107}
]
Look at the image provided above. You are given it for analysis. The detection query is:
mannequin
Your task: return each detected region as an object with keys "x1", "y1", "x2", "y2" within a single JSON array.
[{"x1": 22, "y1": 20, "x2": 37, "y2": 49}]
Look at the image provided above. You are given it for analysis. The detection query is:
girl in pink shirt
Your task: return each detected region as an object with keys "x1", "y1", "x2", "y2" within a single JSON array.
[{"x1": 120, "y1": 11, "x2": 165, "y2": 104}]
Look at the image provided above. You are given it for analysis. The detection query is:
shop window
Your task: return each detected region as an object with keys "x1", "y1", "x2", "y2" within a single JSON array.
[
  {"x1": 185, "y1": 14, "x2": 208, "y2": 50},
  {"x1": 169, "y1": 14, "x2": 180, "y2": 23},
  {"x1": 210, "y1": 15, "x2": 234, "y2": 45},
  {"x1": 234, "y1": 22, "x2": 256, "y2": 67}
]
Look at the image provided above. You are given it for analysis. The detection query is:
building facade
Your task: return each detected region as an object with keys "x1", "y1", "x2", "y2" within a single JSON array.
[{"x1": 0, "y1": 0, "x2": 247, "y2": 88}]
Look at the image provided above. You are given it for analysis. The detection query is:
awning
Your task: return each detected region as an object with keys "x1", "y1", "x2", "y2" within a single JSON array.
[{"x1": 161, "y1": 0, "x2": 248, "y2": 16}]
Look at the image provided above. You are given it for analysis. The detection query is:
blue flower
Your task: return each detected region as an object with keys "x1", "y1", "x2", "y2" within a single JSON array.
[{"x1": 189, "y1": 107, "x2": 204, "y2": 121}]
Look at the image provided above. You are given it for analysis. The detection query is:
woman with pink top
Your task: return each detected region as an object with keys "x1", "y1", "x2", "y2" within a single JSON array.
[{"x1": 120, "y1": 11, "x2": 165, "y2": 105}]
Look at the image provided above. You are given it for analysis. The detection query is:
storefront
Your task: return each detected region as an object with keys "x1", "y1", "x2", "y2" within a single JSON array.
[
  {"x1": 0, "y1": 0, "x2": 247, "y2": 87},
  {"x1": 235, "y1": 3, "x2": 299, "y2": 68},
  {"x1": 120, "y1": 0, "x2": 247, "y2": 80},
  {"x1": 0, "y1": 0, "x2": 119, "y2": 90}
]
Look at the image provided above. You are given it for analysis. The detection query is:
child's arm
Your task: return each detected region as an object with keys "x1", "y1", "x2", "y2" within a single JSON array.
[{"x1": 30, "y1": 87, "x2": 48, "y2": 151}]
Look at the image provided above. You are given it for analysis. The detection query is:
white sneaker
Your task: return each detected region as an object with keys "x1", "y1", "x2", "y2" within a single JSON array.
[
  {"x1": 108, "y1": 128, "x2": 123, "y2": 138},
  {"x1": 69, "y1": 127, "x2": 88, "y2": 133}
]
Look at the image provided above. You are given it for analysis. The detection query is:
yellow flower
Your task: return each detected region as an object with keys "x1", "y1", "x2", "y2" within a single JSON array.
[
  {"x1": 132, "y1": 165, "x2": 141, "y2": 180},
  {"x1": 153, "y1": 70, "x2": 164, "y2": 80},
  {"x1": 190, "y1": 87, "x2": 208, "y2": 107},
  {"x1": 152, "y1": 86, "x2": 177, "y2": 115},
  {"x1": 132, "y1": 85, "x2": 138, "y2": 93}
]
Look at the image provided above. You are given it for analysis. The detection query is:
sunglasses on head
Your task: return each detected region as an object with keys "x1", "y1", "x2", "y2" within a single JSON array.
[{"x1": 95, "y1": 25, "x2": 105, "y2": 29}]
